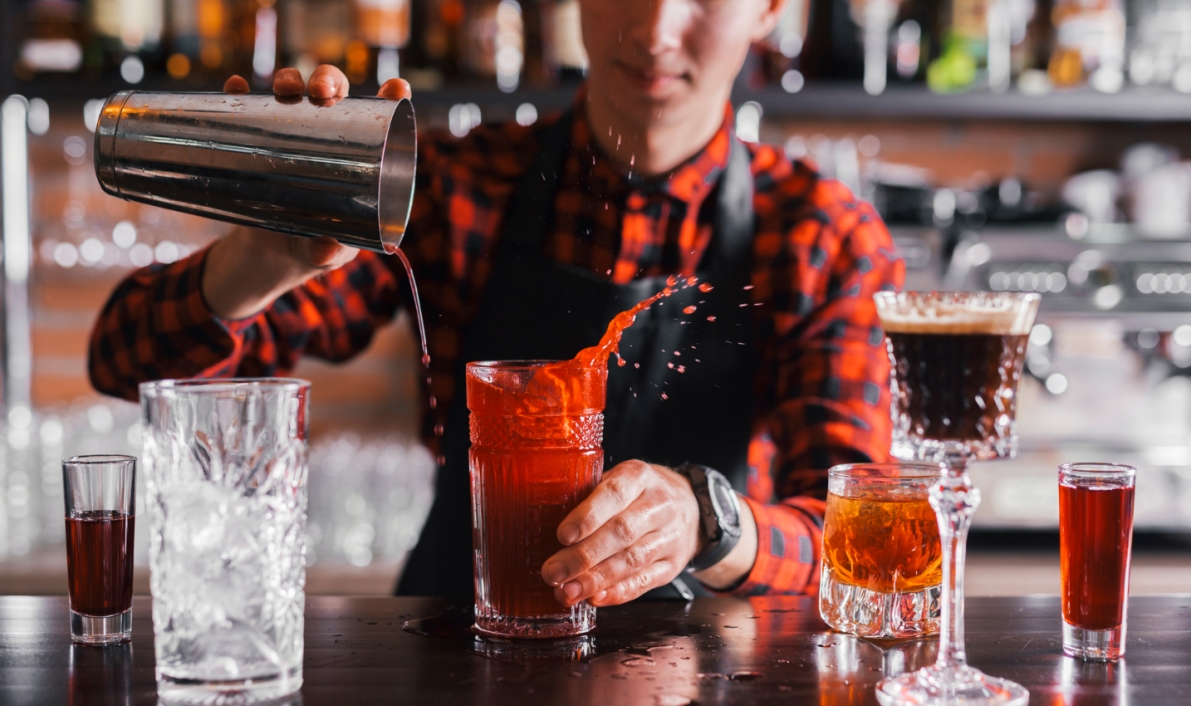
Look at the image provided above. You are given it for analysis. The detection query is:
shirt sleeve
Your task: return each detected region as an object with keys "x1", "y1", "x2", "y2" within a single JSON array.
[
  {"x1": 87, "y1": 246, "x2": 403, "y2": 401},
  {"x1": 716, "y1": 178, "x2": 904, "y2": 597}
]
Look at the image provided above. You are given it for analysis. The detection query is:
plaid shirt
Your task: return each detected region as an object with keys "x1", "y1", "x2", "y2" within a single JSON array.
[{"x1": 88, "y1": 91, "x2": 904, "y2": 597}]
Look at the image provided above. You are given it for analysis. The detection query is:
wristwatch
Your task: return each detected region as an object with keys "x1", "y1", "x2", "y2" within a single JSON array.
[{"x1": 672, "y1": 463, "x2": 743, "y2": 572}]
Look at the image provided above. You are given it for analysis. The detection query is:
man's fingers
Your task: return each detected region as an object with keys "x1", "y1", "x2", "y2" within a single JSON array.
[
  {"x1": 545, "y1": 488, "x2": 676, "y2": 585},
  {"x1": 223, "y1": 75, "x2": 250, "y2": 95},
  {"x1": 552, "y1": 531, "x2": 678, "y2": 607},
  {"x1": 273, "y1": 68, "x2": 305, "y2": 96},
  {"x1": 555, "y1": 461, "x2": 649, "y2": 547},
  {"x1": 378, "y1": 78, "x2": 413, "y2": 101},
  {"x1": 308, "y1": 64, "x2": 350, "y2": 100}
]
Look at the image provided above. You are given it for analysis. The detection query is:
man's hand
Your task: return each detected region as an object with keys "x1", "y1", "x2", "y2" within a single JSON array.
[
  {"x1": 541, "y1": 461, "x2": 703, "y2": 607},
  {"x1": 202, "y1": 67, "x2": 412, "y2": 320}
]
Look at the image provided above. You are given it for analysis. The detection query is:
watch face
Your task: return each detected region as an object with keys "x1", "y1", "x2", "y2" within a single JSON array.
[{"x1": 710, "y1": 477, "x2": 739, "y2": 527}]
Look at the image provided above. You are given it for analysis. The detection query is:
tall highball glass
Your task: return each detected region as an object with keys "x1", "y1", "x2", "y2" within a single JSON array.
[
  {"x1": 140, "y1": 379, "x2": 310, "y2": 705},
  {"x1": 873, "y1": 291, "x2": 1040, "y2": 706}
]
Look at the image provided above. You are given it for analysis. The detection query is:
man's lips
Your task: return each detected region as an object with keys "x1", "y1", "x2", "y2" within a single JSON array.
[{"x1": 615, "y1": 61, "x2": 687, "y2": 91}]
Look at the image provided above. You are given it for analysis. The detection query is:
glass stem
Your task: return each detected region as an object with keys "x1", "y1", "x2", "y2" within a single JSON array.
[{"x1": 932, "y1": 454, "x2": 980, "y2": 673}]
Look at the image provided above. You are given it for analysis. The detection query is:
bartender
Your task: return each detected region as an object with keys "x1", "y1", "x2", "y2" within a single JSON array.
[{"x1": 88, "y1": 0, "x2": 903, "y2": 605}]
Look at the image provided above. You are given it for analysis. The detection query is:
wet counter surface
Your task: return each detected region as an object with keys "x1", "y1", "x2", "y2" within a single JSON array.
[{"x1": 1, "y1": 595, "x2": 1186, "y2": 705}]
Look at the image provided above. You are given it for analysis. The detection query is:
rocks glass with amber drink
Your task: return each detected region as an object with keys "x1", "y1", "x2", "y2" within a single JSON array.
[
  {"x1": 821, "y1": 463, "x2": 943, "y2": 639},
  {"x1": 872, "y1": 292, "x2": 1039, "y2": 706}
]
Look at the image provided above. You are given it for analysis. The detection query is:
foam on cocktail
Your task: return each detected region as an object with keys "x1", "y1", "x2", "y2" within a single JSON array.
[{"x1": 875, "y1": 294, "x2": 1036, "y2": 335}]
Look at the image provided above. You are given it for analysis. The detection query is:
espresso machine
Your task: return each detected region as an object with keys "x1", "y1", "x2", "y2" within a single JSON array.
[{"x1": 892, "y1": 223, "x2": 1191, "y2": 530}]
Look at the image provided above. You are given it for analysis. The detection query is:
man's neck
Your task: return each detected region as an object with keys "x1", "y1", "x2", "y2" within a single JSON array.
[{"x1": 583, "y1": 89, "x2": 729, "y2": 179}]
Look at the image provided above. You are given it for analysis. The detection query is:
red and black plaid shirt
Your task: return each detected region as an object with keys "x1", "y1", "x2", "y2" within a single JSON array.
[{"x1": 88, "y1": 90, "x2": 904, "y2": 597}]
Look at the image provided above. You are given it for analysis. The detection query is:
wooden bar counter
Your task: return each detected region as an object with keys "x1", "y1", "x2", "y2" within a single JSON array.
[{"x1": 1, "y1": 594, "x2": 1185, "y2": 704}]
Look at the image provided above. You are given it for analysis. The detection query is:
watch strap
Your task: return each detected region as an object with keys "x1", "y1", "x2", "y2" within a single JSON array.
[{"x1": 673, "y1": 463, "x2": 743, "y2": 573}]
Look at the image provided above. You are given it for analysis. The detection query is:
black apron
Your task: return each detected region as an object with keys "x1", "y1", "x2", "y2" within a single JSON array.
[{"x1": 396, "y1": 113, "x2": 760, "y2": 601}]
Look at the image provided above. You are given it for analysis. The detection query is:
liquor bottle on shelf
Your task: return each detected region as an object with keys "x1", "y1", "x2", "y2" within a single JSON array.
[
  {"x1": 545, "y1": 0, "x2": 587, "y2": 82},
  {"x1": 90, "y1": 0, "x2": 166, "y2": 83},
  {"x1": 13, "y1": 0, "x2": 91, "y2": 79},
  {"x1": 282, "y1": 0, "x2": 353, "y2": 80},
  {"x1": 752, "y1": 0, "x2": 808, "y2": 92},
  {"x1": 350, "y1": 0, "x2": 410, "y2": 84},
  {"x1": 799, "y1": 0, "x2": 865, "y2": 81},
  {"x1": 459, "y1": 0, "x2": 524, "y2": 91},
  {"x1": 420, "y1": 0, "x2": 465, "y2": 83},
  {"x1": 1047, "y1": 0, "x2": 1125, "y2": 92},
  {"x1": 926, "y1": 0, "x2": 985, "y2": 92},
  {"x1": 1128, "y1": 0, "x2": 1191, "y2": 92}
]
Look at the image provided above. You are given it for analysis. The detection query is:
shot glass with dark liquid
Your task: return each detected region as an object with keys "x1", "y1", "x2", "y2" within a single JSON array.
[
  {"x1": 1059, "y1": 463, "x2": 1136, "y2": 661},
  {"x1": 62, "y1": 455, "x2": 136, "y2": 645}
]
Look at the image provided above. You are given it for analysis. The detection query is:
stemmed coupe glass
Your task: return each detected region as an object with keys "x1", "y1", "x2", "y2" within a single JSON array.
[{"x1": 873, "y1": 291, "x2": 1040, "y2": 706}]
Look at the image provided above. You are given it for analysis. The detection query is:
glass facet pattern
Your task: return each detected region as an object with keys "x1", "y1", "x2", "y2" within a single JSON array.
[
  {"x1": 820, "y1": 463, "x2": 943, "y2": 639},
  {"x1": 140, "y1": 379, "x2": 309, "y2": 704}
]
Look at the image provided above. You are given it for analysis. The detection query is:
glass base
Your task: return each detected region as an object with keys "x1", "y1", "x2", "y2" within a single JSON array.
[
  {"x1": 473, "y1": 602, "x2": 595, "y2": 639},
  {"x1": 71, "y1": 608, "x2": 132, "y2": 645},
  {"x1": 1063, "y1": 620, "x2": 1125, "y2": 661},
  {"x1": 876, "y1": 664, "x2": 1029, "y2": 706},
  {"x1": 156, "y1": 666, "x2": 302, "y2": 705},
  {"x1": 819, "y1": 567, "x2": 941, "y2": 639}
]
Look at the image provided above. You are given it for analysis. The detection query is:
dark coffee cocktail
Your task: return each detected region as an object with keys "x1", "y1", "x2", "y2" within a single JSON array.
[{"x1": 877, "y1": 295, "x2": 1034, "y2": 462}]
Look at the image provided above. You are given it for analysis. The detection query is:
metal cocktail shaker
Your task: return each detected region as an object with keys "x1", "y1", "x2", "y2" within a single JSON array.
[{"x1": 94, "y1": 91, "x2": 416, "y2": 254}]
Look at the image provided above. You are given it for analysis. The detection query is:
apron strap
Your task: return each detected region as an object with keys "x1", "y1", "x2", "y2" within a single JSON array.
[
  {"x1": 705, "y1": 135, "x2": 756, "y2": 288},
  {"x1": 501, "y1": 112, "x2": 575, "y2": 251}
]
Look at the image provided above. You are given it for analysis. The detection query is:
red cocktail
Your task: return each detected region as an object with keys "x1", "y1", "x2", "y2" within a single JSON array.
[
  {"x1": 467, "y1": 281, "x2": 696, "y2": 638},
  {"x1": 1059, "y1": 462, "x2": 1135, "y2": 661},
  {"x1": 468, "y1": 360, "x2": 605, "y2": 638}
]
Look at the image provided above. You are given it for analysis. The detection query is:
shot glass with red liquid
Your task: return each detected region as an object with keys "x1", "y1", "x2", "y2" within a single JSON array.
[
  {"x1": 467, "y1": 360, "x2": 605, "y2": 638},
  {"x1": 62, "y1": 455, "x2": 136, "y2": 645},
  {"x1": 1059, "y1": 462, "x2": 1136, "y2": 661}
]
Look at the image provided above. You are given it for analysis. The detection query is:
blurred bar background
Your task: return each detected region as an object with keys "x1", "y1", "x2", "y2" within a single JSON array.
[{"x1": 2, "y1": 0, "x2": 1190, "y2": 596}]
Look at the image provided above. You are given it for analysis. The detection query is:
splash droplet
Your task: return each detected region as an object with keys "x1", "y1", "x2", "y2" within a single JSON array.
[
  {"x1": 436, "y1": 454, "x2": 446, "y2": 466},
  {"x1": 668, "y1": 362, "x2": 674, "y2": 369},
  {"x1": 634, "y1": 363, "x2": 641, "y2": 369},
  {"x1": 666, "y1": 275, "x2": 678, "y2": 287},
  {"x1": 699, "y1": 283, "x2": 713, "y2": 293},
  {"x1": 677, "y1": 365, "x2": 686, "y2": 373},
  {"x1": 743, "y1": 285, "x2": 754, "y2": 290},
  {"x1": 421, "y1": 354, "x2": 431, "y2": 368},
  {"x1": 673, "y1": 351, "x2": 681, "y2": 356},
  {"x1": 686, "y1": 276, "x2": 698, "y2": 286},
  {"x1": 683, "y1": 305, "x2": 697, "y2": 314},
  {"x1": 707, "y1": 316, "x2": 717, "y2": 322},
  {"x1": 661, "y1": 392, "x2": 668, "y2": 400},
  {"x1": 434, "y1": 424, "x2": 444, "y2": 436},
  {"x1": 617, "y1": 356, "x2": 627, "y2": 367},
  {"x1": 428, "y1": 395, "x2": 438, "y2": 409}
]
